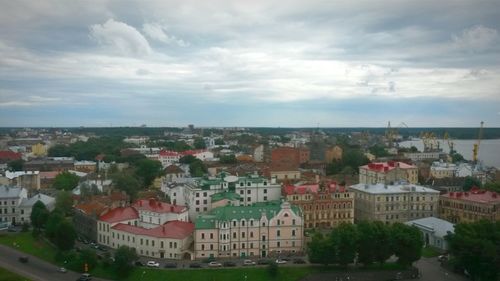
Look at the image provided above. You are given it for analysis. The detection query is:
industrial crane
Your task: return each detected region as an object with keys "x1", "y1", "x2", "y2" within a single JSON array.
[
  {"x1": 472, "y1": 121, "x2": 484, "y2": 163},
  {"x1": 443, "y1": 132, "x2": 455, "y2": 154}
]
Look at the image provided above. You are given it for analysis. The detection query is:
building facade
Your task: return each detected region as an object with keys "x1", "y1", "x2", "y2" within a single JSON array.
[
  {"x1": 284, "y1": 183, "x2": 354, "y2": 228},
  {"x1": 0, "y1": 185, "x2": 28, "y2": 227},
  {"x1": 439, "y1": 188, "x2": 500, "y2": 223},
  {"x1": 194, "y1": 201, "x2": 303, "y2": 259},
  {"x1": 349, "y1": 183, "x2": 439, "y2": 224},
  {"x1": 405, "y1": 217, "x2": 454, "y2": 251},
  {"x1": 359, "y1": 161, "x2": 418, "y2": 185}
]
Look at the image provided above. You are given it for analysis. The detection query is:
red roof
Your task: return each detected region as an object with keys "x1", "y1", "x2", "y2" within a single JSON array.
[
  {"x1": 111, "y1": 220, "x2": 194, "y2": 239},
  {"x1": 443, "y1": 188, "x2": 500, "y2": 203},
  {"x1": 283, "y1": 184, "x2": 319, "y2": 195},
  {"x1": 361, "y1": 161, "x2": 415, "y2": 173},
  {"x1": 0, "y1": 151, "x2": 22, "y2": 161},
  {"x1": 181, "y1": 149, "x2": 207, "y2": 156},
  {"x1": 75, "y1": 201, "x2": 109, "y2": 216},
  {"x1": 99, "y1": 207, "x2": 139, "y2": 223},
  {"x1": 159, "y1": 150, "x2": 181, "y2": 157},
  {"x1": 133, "y1": 198, "x2": 186, "y2": 214}
]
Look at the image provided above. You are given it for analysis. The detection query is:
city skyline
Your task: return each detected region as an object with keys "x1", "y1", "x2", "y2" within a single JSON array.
[{"x1": 1, "y1": 1, "x2": 500, "y2": 127}]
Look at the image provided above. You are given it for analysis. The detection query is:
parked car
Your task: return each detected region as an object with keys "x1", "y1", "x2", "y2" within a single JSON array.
[
  {"x1": 164, "y1": 262, "x2": 177, "y2": 268},
  {"x1": 243, "y1": 259, "x2": 256, "y2": 266},
  {"x1": 189, "y1": 263, "x2": 202, "y2": 268},
  {"x1": 275, "y1": 259, "x2": 287, "y2": 264},
  {"x1": 293, "y1": 258, "x2": 306, "y2": 264},
  {"x1": 134, "y1": 261, "x2": 144, "y2": 266},
  {"x1": 438, "y1": 255, "x2": 448, "y2": 262},
  {"x1": 147, "y1": 261, "x2": 160, "y2": 267},
  {"x1": 257, "y1": 259, "x2": 271, "y2": 265},
  {"x1": 208, "y1": 261, "x2": 222, "y2": 267},
  {"x1": 223, "y1": 261, "x2": 236, "y2": 267},
  {"x1": 58, "y1": 267, "x2": 67, "y2": 273},
  {"x1": 77, "y1": 273, "x2": 92, "y2": 281},
  {"x1": 18, "y1": 256, "x2": 29, "y2": 263}
]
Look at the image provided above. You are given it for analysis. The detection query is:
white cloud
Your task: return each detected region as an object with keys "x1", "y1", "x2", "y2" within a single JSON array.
[
  {"x1": 453, "y1": 25, "x2": 499, "y2": 52},
  {"x1": 90, "y1": 19, "x2": 152, "y2": 56},
  {"x1": 142, "y1": 23, "x2": 189, "y2": 47}
]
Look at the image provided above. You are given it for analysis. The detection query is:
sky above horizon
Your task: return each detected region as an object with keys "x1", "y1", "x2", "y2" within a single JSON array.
[{"x1": 1, "y1": 0, "x2": 500, "y2": 127}]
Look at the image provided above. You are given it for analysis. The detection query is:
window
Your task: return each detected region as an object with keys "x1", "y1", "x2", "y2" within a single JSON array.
[
  {"x1": 241, "y1": 220, "x2": 245, "y2": 226},
  {"x1": 196, "y1": 193, "x2": 200, "y2": 197},
  {"x1": 161, "y1": 241, "x2": 164, "y2": 248},
  {"x1": 263, "y1": 189, "x2": 267, "y2": 193},
  {"x1": 292, "y1": 219, "x2": 296, "y2": 225},
  {"x1": 233, "y1": 244, "x2": 237, "y2": 250},
  {"x1": 203, "y1": 192, "x2": 207, "y2": 197},
  {"x1": 262, "y1": 235, "x2": 266, "y2": 241},
  {"x1": 250, "y1": 232, "x2": 253, "y2": 238},
  {"x1": 262, "y1": 222, "x2": 266, "y2": 227},
  {"x1": 203, "y1": 199, "x2": 207, "y2": 204},
  {"x1": 210, "y1": 244, "x2": 213, "y2": 250},
  {"x1": 233, "y1": 232, "x2": 237, "y2": 239},
  {"x1": 202, "y1": 244, "x2": 205, "y2": 250},
  {"x1": 247, "y1": 190, "x2": 251, "y2": 194},
  {"x1": 277, "y1": 241, "x2": 281, "y2": 247},
  {"x1": 292, "y1": 230, "x2": 296, "y2": 236},
  {"x1": 242, "y1": 243, "x2": 245, "y2": 249},
  {"x1": 277, "y1": 230, "x2": 281, "y2": 237},
  {"x1": 263, "y1": 196, "x2": 267, "y2": 201},
  {"x1": 202, "y1": 233, "x2": 205, "y2": 239},
  {"x1": 233, "y1": 221, "x2": 237, "y2": 227},
  {"x1": 242, "y1": 232, "x2": 245, "y2": 238},
  {"x1": 210, "y1": 233, "x2": 214, "y2": 239}
]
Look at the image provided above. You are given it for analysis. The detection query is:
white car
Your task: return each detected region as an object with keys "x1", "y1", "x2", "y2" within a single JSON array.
[
  {"x1": 243, "y1": 259, "x2": 256, "y2": 266},
  {"x1": 208, "y1": 261, "x2": 222, "y2": 267},
  {"x1": 147, "y1": 261, "x2": 160, "y2": 267},
  {"x1": 275, "y1": 259, "x2": 287, "y2": 264}
]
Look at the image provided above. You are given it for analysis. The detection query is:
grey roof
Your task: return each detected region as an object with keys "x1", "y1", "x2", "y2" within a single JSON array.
[
  {"x1": 405, "y1": 217, "x2": 455, "y2": 238},
  {"x1": 20, "y1": 193, "x2": 55, "y2": 208},
  {"x1": 349, "y1": 183, "x2": 440, "y2": 195},
  {"x1": 0, "y1": 185, "x2": 25, "y2": 198}
]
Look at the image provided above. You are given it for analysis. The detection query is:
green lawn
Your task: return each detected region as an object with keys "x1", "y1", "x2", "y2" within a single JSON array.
[
  {"x1": 0, "y1": 232, "x2": 56, "y2": 263},
  {"x1": 0, "y1": 267, "x2": 32, "y2": 281},
  {"x1": 422, "y1": 246, "x2": 441, "y2": 258}
]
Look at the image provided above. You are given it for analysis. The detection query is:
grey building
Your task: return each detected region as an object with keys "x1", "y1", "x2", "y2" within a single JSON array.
[{"x1": 405, "y1": 217, "x2": 455, "y2": 251}]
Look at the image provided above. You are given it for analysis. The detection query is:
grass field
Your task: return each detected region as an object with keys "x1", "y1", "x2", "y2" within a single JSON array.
[
  {"x1": 0, "y1": 267, "x2": 32, "y2": 281},
  {"x1": 0, "y1": 232, "x2": 56, "y2": 263}
]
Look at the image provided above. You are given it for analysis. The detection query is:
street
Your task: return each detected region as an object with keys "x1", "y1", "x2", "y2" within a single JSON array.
[
  {"x1": 414, "y1": 257, "x2": 468, "y2": 281},
  {"x1": 0, "y1": 244, "x2": 110, "y2": 281}
]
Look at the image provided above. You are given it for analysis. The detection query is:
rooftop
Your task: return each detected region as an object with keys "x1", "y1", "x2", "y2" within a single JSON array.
[
  {"x1": 99, "y1": 206, "x2": 139, "y2": 223},
  {"x1": 283, "y1": 182, "x2": 347, "y2": 195},
  {"x1": 210, "y1": 191, "x2": 241, "y2": 202},
  {"x1": 20, "y1": 193, "x2": 55, "y2": 208},
  {"x1": 441, "y1": 187, "x2": 500, "y2": 203},
  {"x1": 0, "y1": 185, "x2": 25, "y2": 198},
  {"x1": 361, "y1": 161, "x2": 416, "y2": 173},
  {"x1": 133, "y1": 198, "x2": 187, "y2": 214},
  {"x1": 111, "y1": 220, "x2": 194, "y2": 239},
  {"x1": 0, "y1": 151, "x2": 22, "y2": 161},
  {"x1": 5, "y1": 170, "x2": 39, "y2": 179},
  {"x1": 349, "y1": 183, "x2": 440, "y2": 194},
  {"x1": 165, "y1": 165, "x2": 184, "y2": 174},
  {"x1": 405, "y1": 217, "x2": 455, "y2": 238},
  {"x1": 75, "y1": 201, "x2": 109, "y2": 216}
]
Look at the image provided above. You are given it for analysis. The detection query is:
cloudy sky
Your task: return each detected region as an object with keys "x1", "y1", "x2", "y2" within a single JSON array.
[{"x1": 1, "y1": 0, "x2": 499, "y2": 127}]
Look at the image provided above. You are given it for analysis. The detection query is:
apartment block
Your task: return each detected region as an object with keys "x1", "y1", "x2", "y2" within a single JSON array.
[{"x1": 359, "y1": 161, "x2": 418, "y2": 185}]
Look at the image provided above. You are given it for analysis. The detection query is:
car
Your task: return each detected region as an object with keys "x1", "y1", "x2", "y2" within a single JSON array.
[
  {"x1": 147, "y1": 261, "x2": 160, "y2": 267},
  {"x1": 438, "y1": 255, "x2": 448, "y2": 262},
  {"x1": 97, "y1": 245, "x2": 107, "y2": 251},
  {"x1": 58, "y1": 267, "x2": 67, "y2": 273},
  {"x1": 243, "y1": 259, "x2": 256, "y2": 266},
  {"x1": 164, "y1": 262, "x2": 177, "y2": 268},
  {"x1": 76, "y1": 273, "x2": 92, "y2": 281},
  {"x1": 189, "y1": 263, "x2": 202, "y2": 268},
  {"x1": 293, "y1": 258, "x2": 306, "y2": 264},
  {"x1": 223, "y1": 261, "x2": 236, "y2": 267},
  {"x1": 134, "y1": 261, "x2": 144, "y2": 266},
  {"x1": 208, "y1": 261, "x2": 222, "y2": 267},
  {"x1": 257, "y1": 259, "x2": 271, "y2": 265},
  {"x1": 18, "y1": 256, "x2": 29, "y2": 263},
  {"x1": 275, "y1": 259, "x2": 287, "y2": 264}
]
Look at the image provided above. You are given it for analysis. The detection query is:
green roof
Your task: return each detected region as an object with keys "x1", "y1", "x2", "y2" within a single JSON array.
[
  {"x1": 194, "y1": 201, "x2": 301, "y2": 229},
  {"x1": 210, "y1": 191, "x2": 241, "y2": 202}
]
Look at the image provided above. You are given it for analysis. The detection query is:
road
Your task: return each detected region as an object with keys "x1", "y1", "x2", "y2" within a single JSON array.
[
  {"x1": 0, "y1": 245, "x2": 110, "y2": 281},
  {"x1": 414, "y1": 257, "x2": 468, "y2": 281}
]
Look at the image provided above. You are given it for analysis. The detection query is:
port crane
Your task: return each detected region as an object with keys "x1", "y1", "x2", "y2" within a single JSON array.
[{"x1": 472, "y1": 121, "x2": 484, "y2": 164}]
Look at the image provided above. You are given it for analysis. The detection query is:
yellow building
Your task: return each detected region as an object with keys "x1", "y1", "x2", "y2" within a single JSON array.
[
  {"x1": 31, "y1": 143, "x2": 47, "y2": 157},
  {"x1": 359, "y1": 161, "x2": 418, "y2": 185},
  {"x1": 439, "y1": 188, "x2": 500, "y2": 223},
  {"x1": 325, "y1": 145, "x2": 343, "y2": 162}
]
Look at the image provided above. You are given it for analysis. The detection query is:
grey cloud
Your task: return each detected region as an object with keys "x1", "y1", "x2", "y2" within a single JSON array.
[
  {"x1": 452, "y1": 25, "x2": 499, "y2": 52},
  {"x1": 142, "y1": 23, "x2": 189, "y2": 47}
]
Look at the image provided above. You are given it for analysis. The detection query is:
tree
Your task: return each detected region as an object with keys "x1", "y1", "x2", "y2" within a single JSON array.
[
  {"x1": 53, "y1": 171, "x2": 80, "y2": 191},
  {"x1": 30, "y1": 201, "x2": 49, "y2": 234},
  {"x1": 179, "y1": 155, "x2": 197, "y2": 164},
  {"x1": 189, "y1": 160, "x2": 208, "y2": 177},
  {"x1": 391, "y1": 223, "x2": 423, "y2": 266},
  {"x1": 483, "y1": 181, "x2": 500, "y2": 193},
  {"x1": 447, "y1": 220, "x2": 500, "y2": 281},
  {"x1": 331, "y1": 223, "x2": 358, "y2": 267},
  {"x1": 342, "y1": 148, "x2": 370, "y2": 171},
  {"x1": 369, "y1": 145, "x2": 389, "y2": 158},
  {"x1": 267, "y1": 261, "x2": 278, "y2": 277},
  {"x1": 463, "y1": 176, "x2": 482, "y2": 191},
  {"x1": 372, "y1": 221, "x2": 393, "y2": 265},
  {"x1": 214, "y1": 139, "x2": 225, "y2": 145},
  {"x1": 7, "y1": 159, "x2": 24, "y2": 171},
  {"x1": 308, "y1": 233, "x2": 335, "y2": 266},
  {"x1": 357, "y1": 221, "x2": 376, "y2": 266},
  {"x1": 113, "y1": 246, "x2": 138, "y2": 278},
  {"x1": 112, "y1": 172, "x2": 141, "y2": 201},
  {"x1": 134, "y1": 159, "x2": 163, "y2": 187},
  {"x1": 55, "y1": 191, "x2": 74, "y2": 216},
  {"x1": 45, "y1": 210, "x2": 65, "y2": 241},
  {"x1": 451, "y1": 153, "x2": 465, "y2": 163},
  {"x1": 219, "y1": 154, "x2": 237, "y2": 164},
  {"x1": 54, "y1": 219, "x2": 76, "y2": 251},
  {"x1": 193, "y1": 137, "x2": 207, "y2": 149}
]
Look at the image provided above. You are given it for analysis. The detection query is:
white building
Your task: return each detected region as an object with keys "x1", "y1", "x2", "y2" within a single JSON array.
[
  {"x1": 165, "y1": 173, "x2": 282, "y2": 221},
  {"x1": 430, "y1": 161, "x2": 457, "y2": 179},
  {"x1": 158, "y1": 150, "x2": 182, "y2": 168},
  {"x1": 97, "y1": 198, "x2": 194, "y2": 260},
  {"x1": 405, "y1": 217, "x2": 455, "y2": 251},
  {"x1": 0, "y1": 185, "x2": 28, "y2": 227},
  {"x1": 19, "y1": 193, "x2": 56, "y2": 224}
]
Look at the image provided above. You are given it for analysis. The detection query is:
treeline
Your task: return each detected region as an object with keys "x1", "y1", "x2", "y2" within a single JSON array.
[
  {"x1": 48, "y1": 136, "x2": 133, "y2": 161},
  {"x1": 308, "y1": 222, "x2": 423, "y2": 267}
]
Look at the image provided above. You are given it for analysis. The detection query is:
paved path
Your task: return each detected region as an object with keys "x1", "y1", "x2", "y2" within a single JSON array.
[
  {"x1": 0, "y1": 245, "x2": 110, "y2": 281},
  {"x1": 414, "y1": 257, "x2": 468, "y2": 281}
]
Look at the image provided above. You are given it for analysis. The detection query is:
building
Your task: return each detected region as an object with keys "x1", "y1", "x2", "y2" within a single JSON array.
[
  {"x1": 158, "y1": 150, "x2": 182, "y2": 168},
  {"x1": 359, "y1": 161, "x2": 418, "y2": 185},
  {"x1": 403, "y1": 152, "x2": 446, "y2": 162},
  {"x1": 271, "y1": 147, "x2": 305, "y2": 171},
  {"x1": 74, "y1": 201, "x2": 109, "y2": 242},
  {"x1": 164, "y1": 165, "x2": 186, "y2": 182},
  {"x1": 97, "y1": 198, "x2": 194, "y2": 260},
  {"x1": 24, "y1": 157, "x2": 74, "y2": 172},
  {"x1": 31, "y1": 143, "x2": 47, "y2": 157},
  {"x1": 349, "y1": 183, "x2": 439, "y2": 224},
  {"x1": 253, "y1": 145, "x2": 264, "y2": 163},
  {"x1": 2, "y1": 171, "x2": 40, "y2": 190},
  {"x1": 439, "y1": 187, "x2": 500, "y2": 223},
  {"x1": 429, "y1": 161, "x2": 456, "y2": 179},
  {"x1": 0, "y1": 151, "x2": 22, "y2": 164},
  {"x1": 18, "y1": 193, "x2": 56, "y2": 224},
  {"x1": 325, "y1": 145, "x2": 343, "y2": 163},
  {"x1": 165, "y1": 173, "x2": 282, "y2": 220},
  {"x1": 284, "y1": 182, "x2": 354, "y2": 229},
  {"x1": 405, "y1": 217, "x2": 454, "y2": 251},
  {"x1": 194, "y1": 201, "x2": 303, "y2": 259},
  {"x1": 74, "y1": 161, "x2": 97, "y2": 173},
  {"x1": 0, "y1": 185, "x2": 28, "y2": 227}
]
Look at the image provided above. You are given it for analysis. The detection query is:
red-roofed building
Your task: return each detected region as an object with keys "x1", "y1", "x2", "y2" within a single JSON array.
[
  {"x1": 158, "y1": 150, "x2": 182, "y2": 167},
  {"x1": 0, "y1": 151, "x2": 22, "y2": 163},
  {"x1": 97, "y1": 199, "x2": 192, "y2": 259},
  {"x1": 439, "y1": 187, "x2": 500, "y2": 223},
  {"x1": 359, "y1": 161, "x2": 418, "y2": 185},
  {"x1": 181, "y1": 149, "x2": 214, "y2": 161},
  {"x1": 284, "y1": 182, "x2": 354, "y2": 228}
]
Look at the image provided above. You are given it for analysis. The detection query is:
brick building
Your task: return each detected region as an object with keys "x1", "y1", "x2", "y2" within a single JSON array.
[{"x1": 439, "y1": 187, "x2": 500, "y2": 223}]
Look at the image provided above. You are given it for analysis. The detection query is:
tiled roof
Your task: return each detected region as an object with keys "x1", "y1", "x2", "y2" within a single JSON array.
[
  {"x1": 165, "y1": 165, "x2": 184, "y2": 174},
  {"x1": 133, "y1": 198, "x2": 187, "y2": 214},
  {"x1": 159, "y1": 150, "x2": 181, "y2": 157},
  {"x1": 99, "y1": 206, "x2": 139, "y2": 223},
  {"x1": 0, "y1": 151, "x2": 22, "y2": 161},
  {"x1": 20, "y1": 193, "x2": 55, "y2": 208},
  {"x1": 111, "y1": 220, "x2": 194, "y2": 239},
  {"x1": 361, "y1": 161, "x2": 416, "y2": 172},
  {"x1": 442, "y1": 187, "x2": 500, "y2": 203},
  {"x1": 195, "y1": 201, "x2": 301, "y2": 229},
  {"x1": 75, "y1": 201, "x2": 109, "y2": 216},
  {"x1": 283, "y1": 184, "x2": 319, "y2": 195},
  {"x1": 181, "y1": 149, "x2": 208, "y2": 156}
]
